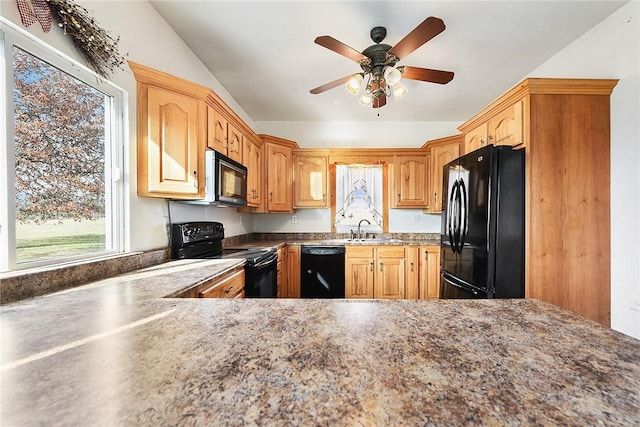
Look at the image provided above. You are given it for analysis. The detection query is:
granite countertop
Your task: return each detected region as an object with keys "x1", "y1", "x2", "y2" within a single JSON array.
[{"x1": 1, "y1": 260, "x2": 639, "y2": 425}]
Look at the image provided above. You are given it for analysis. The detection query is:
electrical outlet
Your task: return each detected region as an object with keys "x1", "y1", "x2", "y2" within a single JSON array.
[
  {"x1": 413, "y1": 214, "x2": 421, "y2": 223},
  {"x1": 291, "y1": 215, "x2": 297, "y2": 224}
]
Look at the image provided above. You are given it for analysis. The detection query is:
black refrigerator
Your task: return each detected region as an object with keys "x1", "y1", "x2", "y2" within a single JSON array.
[{"x1": 440, "y1": 145, "x2": 525, "y2": 299}]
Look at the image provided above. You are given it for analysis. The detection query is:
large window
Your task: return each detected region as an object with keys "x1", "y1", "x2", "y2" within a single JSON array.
[{"x1": 1, "y1": 19, "x2": 126, "y2": 272}]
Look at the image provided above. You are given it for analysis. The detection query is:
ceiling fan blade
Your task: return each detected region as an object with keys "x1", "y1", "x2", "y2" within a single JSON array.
[
  {"x1": 310, "y1": 74, "x2": 354, "y2": 94},
  {"x1": 315, "y1": 36, "x2": 367, "y2": 62},
  {"x1": 401, "y1": 66, "x2": 454, "y2": 84},
  {"x1": 372, "y1": 94, "x2": 387, "y2": 109},
  {"x1": 388, "y1": 17, "x2": 445, "y2": 60}
]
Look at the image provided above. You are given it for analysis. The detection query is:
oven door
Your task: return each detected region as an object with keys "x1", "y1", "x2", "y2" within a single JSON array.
[
  {"x1": 440, "y1": 271, "x2": 489, "y2": 299},
  {"x1": 244, "y1": 252, "x2": 278, "y2": 298}
]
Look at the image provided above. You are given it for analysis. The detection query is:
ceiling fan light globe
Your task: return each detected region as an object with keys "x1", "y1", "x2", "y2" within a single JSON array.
[
  {"x1": 383, "y1": 66, "x2": 402, "y2": 86},
  {"x1": 359, "y1": 93, "x2": 372, "y2": 107},
  {"x1": 345, "y1": 74, "x2": 363, "y2": 95},
  {"x1": 392, "y1": 82, "x2": 408, "y2": 100}
]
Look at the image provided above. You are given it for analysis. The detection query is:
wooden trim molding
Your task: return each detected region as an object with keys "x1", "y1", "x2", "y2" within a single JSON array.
[{"x1": 458, "y1": 78, "x2": 618, "y2": 133}]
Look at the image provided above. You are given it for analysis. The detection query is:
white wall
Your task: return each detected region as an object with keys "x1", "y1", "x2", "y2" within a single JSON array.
[
  {"x1": 527, "y1": 1, "x2": 640, "y2": 338},
  {"x1": 255, "y1": 121, "x2": 461, "y2": 148}
]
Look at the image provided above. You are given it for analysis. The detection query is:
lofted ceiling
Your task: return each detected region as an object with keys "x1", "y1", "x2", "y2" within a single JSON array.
[{"x1": 149, "y1": 1, "x2": 627, "y2": 122}]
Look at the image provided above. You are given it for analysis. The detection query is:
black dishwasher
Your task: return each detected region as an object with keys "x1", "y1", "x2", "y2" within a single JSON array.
[{"x1": 300, "y1": 246, "x2": 345, "y2": 298}]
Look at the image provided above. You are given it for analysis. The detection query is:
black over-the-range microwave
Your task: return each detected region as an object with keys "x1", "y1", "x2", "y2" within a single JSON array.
[{"x1": 181, "y1": 150, "x2": 248, "y2": 207}]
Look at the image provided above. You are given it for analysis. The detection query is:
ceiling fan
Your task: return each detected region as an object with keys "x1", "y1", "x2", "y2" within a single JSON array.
[{"x1": 310, "y1": 17, "x2": 454, "y2": 109}]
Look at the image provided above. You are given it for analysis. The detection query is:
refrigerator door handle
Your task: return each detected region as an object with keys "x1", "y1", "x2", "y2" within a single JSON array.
[
  {"x1": 448, "y1": 180, "x2": 458, "y2": 252},
  {"x1": 453, "y1": 179, "x2": 463, "y2": 254},
  {"x1": 458, "y1": 179, "x2": 468, "y2": 252},
  {"x1": 442, "y1": 272, "x2": 479, "y2": 295}
]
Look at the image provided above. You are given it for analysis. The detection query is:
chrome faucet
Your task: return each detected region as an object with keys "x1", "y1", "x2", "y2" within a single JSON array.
[{"x1": 357, "y1": 219, "x2": 371, "y2": 240}]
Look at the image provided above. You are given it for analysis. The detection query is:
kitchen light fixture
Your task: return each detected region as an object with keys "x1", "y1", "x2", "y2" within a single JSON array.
[
  {"x1": 311, "y1": 18, "x2": 455, "y2": 110},
  {"x1": 346, "y1": 65, "x2": 409, "y2": 108}
]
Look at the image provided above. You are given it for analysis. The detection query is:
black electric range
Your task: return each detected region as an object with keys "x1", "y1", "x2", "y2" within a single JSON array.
[{"x1": 170, "y1": 222, "x2": 277, "y2": 297}]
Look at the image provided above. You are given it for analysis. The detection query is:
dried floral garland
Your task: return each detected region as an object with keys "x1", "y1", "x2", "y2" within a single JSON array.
[{"x1": 16, "y1": 0, "x2": 126, "y2": 78}]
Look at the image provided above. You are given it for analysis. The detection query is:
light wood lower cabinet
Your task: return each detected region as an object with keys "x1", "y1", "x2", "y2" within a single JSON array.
[
  {"x1": 346, "y1": 246, "x2": 425, "y2": 299},
  {"x1": 284, "y1": 245, "x2": 300, "y2": 298},
  {"x1": 345, "y1": 247, "x2": 375, "y2": 298},
  {"x1": 419, "y1": 245, "x2": 441, "y2": 299},
  {"x1": 405, "y1": 246, "x2": 420, "y2": 299},
  {"x1": 277, "y1": 248, "x2": 283, "y2": 298},
  {"x1": 197, "y1": 267, "x2": 245, "y2": 298}
]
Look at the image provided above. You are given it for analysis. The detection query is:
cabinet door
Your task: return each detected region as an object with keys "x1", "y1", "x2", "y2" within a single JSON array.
[
  {"x1": 243, "y1": 138, "x2": 262, "y2": 207},
  {"x1": 430, "y1": 143, "x2": 460, "y2": 212},
  {"x1": 266, "y1": 143, "x2": 293, "y2": 212},
  {"x1": 294, "y1": 155, "x2": 328, "y2": 208},
  {"x1": 405, "y1": 246, "x2": 419, "y2": 299},
  {"x1": 345, "y1": 247, "x2": 375, "y2": 298},
  {"x1": 487, "y1": 100, "x2": 523, "y2": 147},
  {"x1": 207, "y1": 105, "x2": 228, "y2": 154},
  {"x1": 375, "y1": 246, "x2": 406, "y2": 299},
  {"x1": 226, "y1": 122, "x2": 244, "y2": 163},
  {"x1": 144, "y1": 85, "x2": 204, "y2": 198},
  {"x1": 286, "y1": 245, "x2": 301, "y2": 298},
  {"x1": 419, "y1": 245, "x2": 441, "y2": 299},
  {"x1": 198, "y1": 268, "x2": 245, "y2": 298},
  {"x1": 393, "y1": 155, "x2": 429, "y2": 208},
  {"x1": 464, "y1": 123, "x2": 488, "y2": 154}
]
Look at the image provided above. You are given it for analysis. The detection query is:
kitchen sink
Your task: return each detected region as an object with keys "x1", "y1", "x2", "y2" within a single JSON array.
[{"x1": 330, "y1": 238, "x2": 406, "y2": 245}]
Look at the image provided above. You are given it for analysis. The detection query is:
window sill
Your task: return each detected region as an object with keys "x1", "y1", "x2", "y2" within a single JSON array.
[{"x1": 0, "y1": 248, "x2": 170, "y2": 305}]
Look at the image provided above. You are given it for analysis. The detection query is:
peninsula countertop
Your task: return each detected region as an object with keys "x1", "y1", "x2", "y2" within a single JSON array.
[{"x1": 1, "y1": 259, "x2": 639, "y2": 426}]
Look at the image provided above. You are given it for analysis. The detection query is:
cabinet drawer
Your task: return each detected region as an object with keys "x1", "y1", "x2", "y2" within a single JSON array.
[
  {"x1": 346, "y1": 247, "x2": 375, "y2": 258},
  {"x1": 377, "y1": 246, "x2": 405, "y2": 258},
  {"x1": 198, "y1": 268, "x2": 245, "y2": 298}
]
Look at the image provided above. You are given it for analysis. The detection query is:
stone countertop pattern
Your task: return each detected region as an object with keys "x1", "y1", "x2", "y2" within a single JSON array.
[{"x1": 1, "y1": 264, "x2": 639, "y2": 425}]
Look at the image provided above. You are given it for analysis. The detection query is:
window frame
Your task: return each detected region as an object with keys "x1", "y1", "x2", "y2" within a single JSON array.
[{"x1": 0, "y1": 17, "x2": 127, "y2": 272}]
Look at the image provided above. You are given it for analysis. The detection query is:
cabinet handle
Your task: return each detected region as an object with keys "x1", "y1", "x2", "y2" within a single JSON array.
[
  {"x1": 270, "y1": 192, "x2": 273, "y2": 201},
  {"x1": 370, "y1": 261, "x2": 374, "y2": 271},
  {"x1": 322, "y1": 193, "x2": 326, "y2": 203},
  {"x1": 488, "y1": 135, "x2": 493, "y2": 140},
  {"x1": 379, "y1": 261, "x2": 383, "y2": 272},
  {"x1": 433, "y1": 192, "x2": 437, "y2": 203},
  {"x1": 397, "y1": 193, "x2": 401, "y2": 202},
  {"x1": 224, "y1": 286, "x2": 234, "y2": 294},
  {"x1": 193, "y1": 170, "x2": 197, "y2": 187},
  {"x1": 411, "y1": 262, "x2": 414, "y2": 272}
]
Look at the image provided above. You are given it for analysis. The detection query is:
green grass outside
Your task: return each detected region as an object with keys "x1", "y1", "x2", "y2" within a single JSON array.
[{"x1": 16, "y1": 218, "x2": 106, "y2": 263}]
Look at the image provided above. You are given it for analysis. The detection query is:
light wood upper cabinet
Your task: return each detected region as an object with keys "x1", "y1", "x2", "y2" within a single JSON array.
[
  {"x1": 131, "y1": 61, "x2": 208, "y2": 199},
  {"x1": 226, "y1": 122, "x2": 243, "y2": 162},
  {"x1": 243, "y1": 137, "x2": 262, "y2": 207},
  {"x1": 419, "y1": 245, "x2": 441, "y2": 299},
  {"x1": 487, "y1": 100, "x2": 524, "y2": 148},
  {"x1": 423, "y1": 135, "x2": 461, "y2": 213},
  {"x1": 461, "y1": 99, "x2": 525, "y2": 155},
  {"x1": 464, "y1": 123, "x2": 488, "y2": 153},
  {"x1": 294, "y1": 154, "x2": 328, "y2": 208},
  {"x1": 266, "y1": 143, "x2": 293, "y2": 212},
  {"x1": 207, "y1": 106, "x2": 242, "y2": 163},
  {"x1": 392, "y1": 155, "x2": 429, "y2": 208}
]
